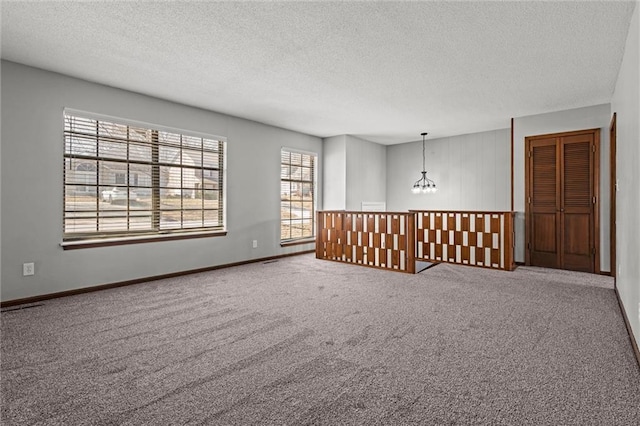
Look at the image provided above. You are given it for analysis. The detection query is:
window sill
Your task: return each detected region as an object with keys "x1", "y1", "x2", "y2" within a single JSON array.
[
  {"x1": 280, "y1": 238, "x2": 316, "y2": 248},
  {"x1": 61, "y1": 230, "x2": 227, "y2": 250}
]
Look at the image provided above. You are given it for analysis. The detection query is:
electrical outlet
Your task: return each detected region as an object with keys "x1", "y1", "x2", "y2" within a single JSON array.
[
  {"x1": 23, "y1": 262, "x2": 35, "y2": 276},
  {"x1": 252, "y1": 240, "x2": 258, "y2": 249}
]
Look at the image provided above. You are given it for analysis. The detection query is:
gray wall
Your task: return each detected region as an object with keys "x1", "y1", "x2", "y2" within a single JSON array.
[
  {"x1": 611, "y1": 3, "x2": 639, "y2": 351},
  {"x1": 1, "y1": 61, "x2": 322, "y2": 302},
  {"x1": 345, "y1": 135, "x2": 386, "y2": 211},
  {"x1": 513, "y1": 104, "x2": 611, "y2": 270},
  {"x1": 322, "y1": 135, "x2": 346, "y2": 210},
  {"x1": 386, "y1": 129, "x2": 511, "y2": 212},
  {"x1": 322, "y1": 134, "x2": 386, "y2": 211}
]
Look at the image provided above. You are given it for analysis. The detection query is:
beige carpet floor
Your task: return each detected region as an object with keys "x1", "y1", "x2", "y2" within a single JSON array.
[{"x1": 2, "y1": 254, "x2": 639, "y2": 425}]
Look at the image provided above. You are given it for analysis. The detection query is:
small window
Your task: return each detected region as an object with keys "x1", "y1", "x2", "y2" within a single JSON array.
[
  {"x1": 280, "y1": 148, "x2": 316, "y2": 243},
  {"x1": 63, "y1": 111, "x2": 226, "y2": 243},
  {"x1": 115, "y1": 173, "x2": 126, "y2": 185}
]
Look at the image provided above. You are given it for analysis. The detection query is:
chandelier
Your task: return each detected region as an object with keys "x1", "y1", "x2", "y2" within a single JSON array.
[{"x1": 411, "y1": 132, "x2": 437, "y2": 194}]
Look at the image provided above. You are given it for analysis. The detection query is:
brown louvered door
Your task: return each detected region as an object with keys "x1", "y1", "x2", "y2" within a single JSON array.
[
  {"x1": 561, "y1": 134, "x2": 594, "y2": 272},
  {"x1": 526, "y1": 129, "x2": 598, "y2": 273},
  {"x1": 529, "y1": 138, "x2": 560, "y2": 269}
]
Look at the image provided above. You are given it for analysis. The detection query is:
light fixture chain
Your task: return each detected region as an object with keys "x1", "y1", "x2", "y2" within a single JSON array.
[{"x1": 422, "y1": 134, "x2": 426, "y2": 171}]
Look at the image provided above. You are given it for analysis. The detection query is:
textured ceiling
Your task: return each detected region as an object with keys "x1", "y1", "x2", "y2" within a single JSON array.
[{"x1": 1, "y1": 1, "x2": 636, "y2": 144}]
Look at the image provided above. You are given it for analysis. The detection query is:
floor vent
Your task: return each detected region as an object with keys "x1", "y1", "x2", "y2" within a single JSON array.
[{"x1": 1, "y1": 303, "x2": 44, "y2": 313}]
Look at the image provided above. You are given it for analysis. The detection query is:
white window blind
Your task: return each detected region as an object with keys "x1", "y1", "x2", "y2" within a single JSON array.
[{"x1": 63, "y1": 112, "x2": 225, "y2": 242}]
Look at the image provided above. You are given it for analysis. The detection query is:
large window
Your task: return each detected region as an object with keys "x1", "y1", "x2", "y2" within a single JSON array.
[
  {"x1": 280, "y1": 148, "x2": 316, "y2": 242},
  {"x1": 63, "y1": 111, "x2": 225, "y2": 244}
]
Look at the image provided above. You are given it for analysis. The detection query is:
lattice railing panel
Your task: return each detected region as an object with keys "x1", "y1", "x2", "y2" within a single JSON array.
[
  {"x1": 413, "y1": 211, "x2": 515, "y2": 271},
  {"x1": 316, "y1": 211, "x2": 416, "y2": 273}
]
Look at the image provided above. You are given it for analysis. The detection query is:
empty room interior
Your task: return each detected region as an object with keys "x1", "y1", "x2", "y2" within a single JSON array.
[{"x1": 1, "y1": 1, "x2": 640, "y2": 425}]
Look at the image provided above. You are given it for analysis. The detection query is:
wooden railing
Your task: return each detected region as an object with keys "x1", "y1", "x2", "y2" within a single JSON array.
[
  {"x1": 412, "y1": 210, "x2": 515, "y2": 271},
  {"x1": 316, "y1": 211, "x2": 416, "y2": 273},
  {"x1": 316, "y1": 210, "x2": 515, "y2": 273}
]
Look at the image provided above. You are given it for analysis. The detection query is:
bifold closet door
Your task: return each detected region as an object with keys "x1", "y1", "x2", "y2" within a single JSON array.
[
  {"x1": 526, "y1": 130, "x2": 597, "y2": 273},
  {"x1": 560, "y1": 133, "x2": 595, "y2": 273},
  {"x1": 528, "y1": 137, "x2": 559, "y2": 269}
]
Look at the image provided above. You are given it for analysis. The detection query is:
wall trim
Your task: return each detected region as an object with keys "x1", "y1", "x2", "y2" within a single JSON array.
[
  {"x1": 511, "y1": 117, "x2": 515, "y2": 212},
  {"x1": 281, "y1": 238, "x2": 316, "y2": 247},
  {"x1": 62, "y1": 231, "x2": 228, "y2": 250},
  {"x1": 610, "y1": 112, "x2": 617, "y2": 281},
  {"x1": 0, "y1": 250, "x2": 315, "y2": 308},
  {"x1": 615, "y1": 288, "x2": 640, "y2": 370}
]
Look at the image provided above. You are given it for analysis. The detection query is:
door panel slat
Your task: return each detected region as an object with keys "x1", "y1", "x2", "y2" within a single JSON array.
[{"x1": 564, "y1": 142, "x2": 591, "y2": 207}]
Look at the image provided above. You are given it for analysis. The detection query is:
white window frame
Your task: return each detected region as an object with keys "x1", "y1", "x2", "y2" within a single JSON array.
[
  {"x1": 62, "y1": 109, "x2": 227, "y2": 248},
  {"x1": 280, "y1": 147, "x2": 317, "y2": 244}
]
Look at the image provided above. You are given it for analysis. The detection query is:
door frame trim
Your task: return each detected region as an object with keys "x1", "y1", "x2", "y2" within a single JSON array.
[
  {"x1": 511, "y1": 117, "x2": 515, "y2": 212},
  {"x1": 524, "y1": 128, "x2": 601, "y2": 273},
  {"x1": 610, "y1": 113, "x2": 617, "y2": 281}
]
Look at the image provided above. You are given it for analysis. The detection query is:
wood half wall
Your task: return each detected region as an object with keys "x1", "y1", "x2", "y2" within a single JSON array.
[
  {"x1": 316, "y1": 210, "x2": 515, "y2": 273},
  {"x1": 413, "y1": 210, "x2": 515, "y2": 271},
  {"x1": 316, "y1": 211, "x2": 416, "y2": 273}
]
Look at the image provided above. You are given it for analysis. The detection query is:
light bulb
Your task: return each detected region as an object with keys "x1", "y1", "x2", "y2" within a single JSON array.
[
  {"x1": 432, "y1": 186, "x2": 437, "y2": 193},
  {"x1": 411, "y1": 186, "x2": 420, "y2": 194}
]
